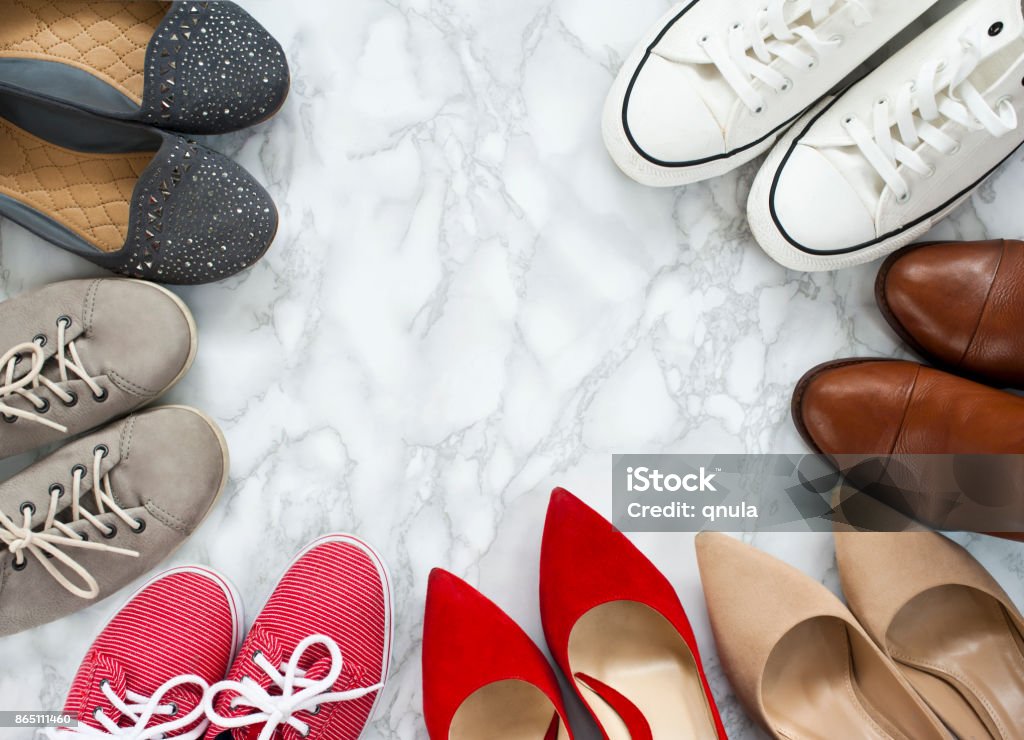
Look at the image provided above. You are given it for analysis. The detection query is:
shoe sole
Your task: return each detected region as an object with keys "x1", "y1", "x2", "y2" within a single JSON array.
[{"x1": 262, "y1": 533, "x2": 395, "y2": 726}]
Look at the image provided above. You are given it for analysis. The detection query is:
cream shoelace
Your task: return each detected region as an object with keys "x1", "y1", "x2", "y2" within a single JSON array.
[
  {"x1": 44, "y1": 674, "x2": 211, "y2": 740},
  {"x1": 700, "y1": 0, "x2": 872, "y2": 113},
  {"x1": 843, "y1": 26, "x2": 1019, "y2": 201},
  {"x1": 204, "y1": 635, "x2": 383, "y2": 740},
  {"x1": 0, "y1": 316, "x2": 105, "y2": 431},
  {"x1": 0, "y1": 446, "x2": 140, "y2": 599}
]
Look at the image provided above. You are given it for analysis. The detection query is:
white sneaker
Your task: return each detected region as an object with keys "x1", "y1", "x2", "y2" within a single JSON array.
[
  {"x1": 750, "y1": 0, "x2": 1024, "y2": 271},
  {"x1": 603, "y1": 0, "x2": 941, "y2": 187}
]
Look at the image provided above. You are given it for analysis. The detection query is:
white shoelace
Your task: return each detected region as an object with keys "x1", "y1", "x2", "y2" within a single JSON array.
[
  {"x1": 700, "y1": 0, "x2": 872, "y2": 113},
  {"x1": 0, "y1": 447, "x2": 140, "y2": 599},
  {"x1": 44, "y1": 674, "x2": 211, "y2": 740},
  {"x1": 204, "y1": 635, "x2": 383, "y2": 740},
  {"x1": 843, "y1": 26, "x2": 1019, "y2": 201},
  {"x1": 0, "y1": 316, "x2": 105, "y2": 431}
]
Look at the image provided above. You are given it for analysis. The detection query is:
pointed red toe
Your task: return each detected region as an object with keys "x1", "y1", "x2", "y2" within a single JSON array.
[
  {"x1": 539, "y1": 488, "x2": 727, "y2": 739},
  {"x1": 422, "y1": 569, "x2": 573, "y2": 739}
]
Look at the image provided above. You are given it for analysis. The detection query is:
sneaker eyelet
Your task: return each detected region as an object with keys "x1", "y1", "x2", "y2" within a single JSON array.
[
  {"x1": 698, "y1": 34, "x2": 710, "y2": 45},
  {"x1": 99, "y1": 679, "x2": 110, "y2": 689},
  {"x1": 92, "y1": 708, "x2": 102, "y2": 720},
  {"x1": 309, "y1": 705, "x2": 321, "y2": 716},
  {"x1": 949, "y1": 142, "x2": 962, "y2": 155},
  {"x1": 33, "y1": 334, "x2": 47, "y2": 347},
  {"x1": 101, "y1": 524, "x2": 118, "y2": 540},
  {"x1": 779, "y1": 78, "x2": 793, "y2": 92},
  {"x1": 131, "y1": 518, "x2": 146, "y2": 534},
  {"x1": 79, "y1": 532, "x2": 90, "y2": 542},
  {"x1": 92, "y1": 388, "x2": 109, "y2": 402},
  {"x1": 754, "y1": 105, "x2": 765, "y2": 115},
  {"x1": 35, "y1": 399, "x2": 50, "y2": 414},
  {"x1": 49, "y1": 484, "x2": 64, "y2": 498},
  {"x1": 925, "y1": 166, "x2": 936, "y2": 178},
  {"x1": 167, "y1": 702, "x2": 178, "y2": 717},
  {"x1": 807, "y1": 56, "x2": 818, "y2": 69},
  {"x1": 62, "y1": 391, "x2": 79, "y2": 408},
  {"x1": 252, "y1": 650, "x2": 263, "y2": 660},
  {"x1": 2, "y1": 413, "x2": 16, "y2": 424},
  {"x1": 897, "y1": 190, "x2": 911, "y2": 204},
  {"x1": 56, "y1": 316, "x2": 72, "y2": 330},
  {"x1": 830, "y1": 34, "x2": 844, "y2": 45},
  {"x1": 11, "y1": 558, "x2": 27, "y2": 572},
  {"x1": 989, "y1": 21, "x2": 1004, "y2": 36},
  {"x1": 71, "y1": 463, "x2": 87, "y2": 479},
  {"x1": 94, "y1": 444, "x2": 109, "y2": 458},
  {"x1": 20, "y1": 502, "x2": 35, "y2": 517}
]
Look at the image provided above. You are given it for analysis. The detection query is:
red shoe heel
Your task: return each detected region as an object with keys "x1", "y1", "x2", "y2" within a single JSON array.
[
  {"x1": 539, "y1": 488, "x2": 727, "y2": 739},
  {"x1": 423, "y1": 569, "x2": 573, "y2": 740}
]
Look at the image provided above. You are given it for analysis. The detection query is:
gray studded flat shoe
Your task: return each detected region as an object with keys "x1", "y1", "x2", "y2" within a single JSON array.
[
  {"x1": 0, "y1": 0, "x2": 289, "y2": 135},
  {"x1": 0, "y1": 279, "x2": 197, "y2": 459},
  {"x1": 0, "y1": 88, "x2": 277, "y2": 283},
  {"x1": 0, "y1": 405, "x2": 229, "y2": 637}
]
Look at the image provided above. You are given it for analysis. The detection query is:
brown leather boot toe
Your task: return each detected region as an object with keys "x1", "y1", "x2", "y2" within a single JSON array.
[
  {"x1": 793, "y1": 359, "x2": 1024, "y2": 455},
  {"x1": 877, "y1": 240, "x2": 1024, "y2": 387}
]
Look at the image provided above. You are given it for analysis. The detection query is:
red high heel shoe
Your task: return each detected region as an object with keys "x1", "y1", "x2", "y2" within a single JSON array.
[
  {"x1": 422, "y1": 569, "x2": 573, "y2": 740},
  {"x1": 540, "y1": 488, "x2": 727, "y2": 739}
]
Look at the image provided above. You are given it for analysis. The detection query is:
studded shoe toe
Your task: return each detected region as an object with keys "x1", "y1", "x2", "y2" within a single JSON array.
[
  {"x1": 0, "y1": 89, "x2": 277, "y2": 284},
  {"x1": 0, "y1": 406, "x2": 230, "y2": 637},
  {"x1": 0, "y1": 0, "x2": 290, "y2": 135}
]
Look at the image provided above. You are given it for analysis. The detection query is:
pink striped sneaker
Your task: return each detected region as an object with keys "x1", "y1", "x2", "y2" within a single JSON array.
[
  {"x1": 46, "y1": 566, "x2": 242, "y2": 739},
  {"x1": 204, "y1": 535, "x2": 394, "y2": 740}
]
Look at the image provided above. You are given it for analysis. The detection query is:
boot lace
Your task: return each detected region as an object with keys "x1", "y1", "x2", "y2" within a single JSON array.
[
  {"x1": 0, "y1": 315, "x2": 106, "y2": 432},
  {"x1": 204, "y1": 635, "x2": 383, "y2": 740},
  {"x1": 699, "y1": 0, "x2": 872, "y2": 113},
  {"x1": 842, "y1": 25, "x2": 1019, "y2": 201},
  {"x1": 0, "y1": 446, "x2": 140, "y2": 599},
  {"x1": 44, "y1": 674, "x2": 211, "y2": 740}
]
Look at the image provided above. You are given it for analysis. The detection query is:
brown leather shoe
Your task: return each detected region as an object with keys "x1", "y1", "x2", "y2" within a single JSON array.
[
  {"x1": 877, "y1": 240, "x2": 1024, "y2": 388},
  {"x1": 792, "y1": 359, "x2": 1024, "y2": 454}
]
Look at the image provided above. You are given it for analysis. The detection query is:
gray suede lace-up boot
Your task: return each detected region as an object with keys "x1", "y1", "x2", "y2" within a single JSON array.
[
  {"x1": 0, "y1": 406, "x2": 229, "y2": 637},
  {"x1": 0, "y1": 279, "x2": 197, "y2": 460}
]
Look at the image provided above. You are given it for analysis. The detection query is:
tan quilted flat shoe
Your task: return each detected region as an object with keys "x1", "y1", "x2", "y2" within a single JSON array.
[
  {"x1": 696, "y1": 533, "x2": 949, "y2": 740},
  {"x1": 837, "y1": 530, "x2": 1024, "y2": 739},
  {"x1": 0, "y1": 0, "x2": 289, "y2": 134}
]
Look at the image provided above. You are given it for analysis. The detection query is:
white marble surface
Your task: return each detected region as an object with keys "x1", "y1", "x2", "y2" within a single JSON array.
[{"x1": 1, "y1": 1, "x2": 1023, "y2": 738}]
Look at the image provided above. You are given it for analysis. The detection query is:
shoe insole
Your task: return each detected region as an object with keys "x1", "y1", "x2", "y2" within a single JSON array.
[
  {"x1": 567, "y1": 601, "x2": 718, "y2": 740},
  {"x1": 888, "y1": 586, "x2": 1024, "y2": 740},
  {"x1": 0, "y1": 0, "x2": 167, "y2": 103},
  {"x1": 763, "y1": 618, "x2": 942, "y2": 740},
  {"x1": 0, "y1": 116, "x2": 153, "y2": 252},
  {"x1": 448, "y1": 680, "x2": 570, "y2": 740}
]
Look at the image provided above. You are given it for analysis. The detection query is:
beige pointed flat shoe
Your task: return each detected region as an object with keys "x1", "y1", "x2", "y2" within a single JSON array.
[
  {"x1": 695, "y1": 533, "x2": 949, "y2": 740},
  {"x1": 836, "y1": 530, "x2": 1024, "y2": 739}
]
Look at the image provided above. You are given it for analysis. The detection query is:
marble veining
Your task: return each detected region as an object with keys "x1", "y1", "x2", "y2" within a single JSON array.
[{"x1": 1, "y1": 1, "x2": 1022, "y2": 738}]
